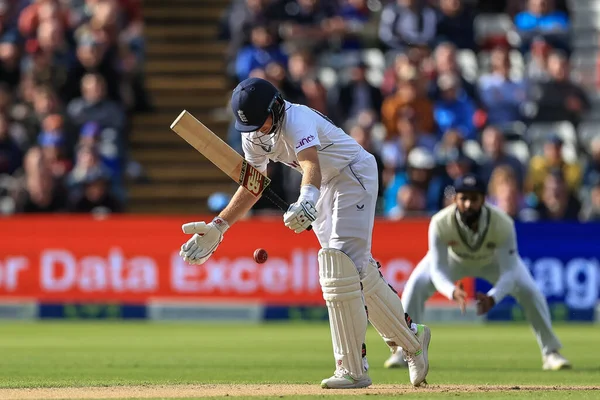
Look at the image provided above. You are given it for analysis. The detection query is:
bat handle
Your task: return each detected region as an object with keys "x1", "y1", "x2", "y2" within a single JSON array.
[{"x1": 263, "y1": 187, "x2": 313, "y2": 232}]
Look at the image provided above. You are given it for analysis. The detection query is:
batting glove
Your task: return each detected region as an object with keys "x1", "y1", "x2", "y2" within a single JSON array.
[
  {"x1": 283, "y1": 185, "x2": 319, "y2": 233},
  {"x1": 179, "y1": 217, "x2": 229, "y2": 265}
]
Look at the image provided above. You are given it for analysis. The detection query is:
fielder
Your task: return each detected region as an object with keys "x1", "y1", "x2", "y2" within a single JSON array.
[
  {"x1": 384, "y1": 174, "x2": 571, "y2": 371},
  {"x1": 179, "y1": 77, "x2": 431, "y2": 388}
]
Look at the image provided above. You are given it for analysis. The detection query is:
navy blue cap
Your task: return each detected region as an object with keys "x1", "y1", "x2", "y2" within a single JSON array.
[
  {"x1": 453, "y1": 173, "x2": 486, "y2": 194},
  {"x1": 231, "y1": 77, "x2": 280, "y2": 132}
]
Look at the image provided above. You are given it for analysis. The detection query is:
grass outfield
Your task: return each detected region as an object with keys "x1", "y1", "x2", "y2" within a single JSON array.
[{"x1": 0, "y1": 322, "x2": 598, "y2": 399}]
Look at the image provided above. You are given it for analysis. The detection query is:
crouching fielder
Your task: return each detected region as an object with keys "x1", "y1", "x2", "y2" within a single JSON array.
[
  {"x1": 178, "y1": 77, "x2": 431, "y2": 388},
  {"x1": 385, "y1": 174, "x2": 571, "y2": 371}
]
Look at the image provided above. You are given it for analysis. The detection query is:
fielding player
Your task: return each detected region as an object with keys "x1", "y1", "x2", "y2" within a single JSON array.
[
  {"x1": 384, "y1": 174, "x2": 571, "y2": 371},
  {"x1": 178, "y1": 77, "x2": 431, "y2": 388}
]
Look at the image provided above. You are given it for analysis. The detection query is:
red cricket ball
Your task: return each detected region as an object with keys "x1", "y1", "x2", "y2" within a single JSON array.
[{"x1": 253, "y1": 248, "x2": 268, "y2": 264}]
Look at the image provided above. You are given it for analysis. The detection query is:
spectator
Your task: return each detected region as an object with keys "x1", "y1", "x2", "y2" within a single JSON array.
[
  {"x1": 442, "y1": 147, "x2": 475, "y2": 188},
  {"x1": 66, "y1": 143, "x2": 111, "y2": 189},
  {"x1": 381, "y1": 108, "x2": 437, "y2": 182},
  {"x1": 329, "y1": 60, "x2": 383, "y2": 125},
  {"x1": 479, "y1": 125, "x2": 525, "y2": 188},
  {"x1": 389, "y1": 183, "x2": 428, "y2": 219},
  {"x1": 435, "y1": 127, "x2": 465, "y2": 163},
  {"x1": 278, "y1": 0, "x2": 337, "y2": 46},
  {"x1": 0, "y1": 111, "x2": 21, "y2": 175},
  {"x1": 433, "y1": 72, "x2": 476, "y2": 139},
  {"x1": 68, "y1": 167, "x2": 123, "y2": 214},
  {"x1": 235, "y1": 24, "x2": 287, "y2": 82},
  {"x1": 428, "y1": 42, "x2": 477, "y2": 102},
  {"x1": 222, "y1": 0, "x2": 280, "y2": 79},
  {"x1": 300, "y1": 75, "x2": 329, "y2": 115},
  {"x1": 583, "y1": 136, "x2": 600, "y2": 189},
  {"x1": 378, "y1": 0, "x2": 438, "y2": 51},
  {"x1": 385, "y1": 147, "x2": 444, "y2": 217},
  {"x1": 534, "y1": 170, "x2": 581, "y2": 221},
  {"x1": 336, "y1": 0, "x2": 373, "y2": 50},
  {"x1": 67, "y1": 73, "x2": 126, "y2": 133},
  {"x1": 62, "y1": 28, "x2": 122, "y2": 103},
  {"x1": 527, "y1": 135, "x2": 581, "y2": 200},
  {"x1": 381, "y1": 76, "x2": 435, "y2": 139},
  {"x1": 18, "y1": 0, "x2": 71, "y2": 39},
  {"x1": 580, "y1": 180, "x2": 600, "y2": 222},
  {"x1": 14, "y1": 146, "x2": 68, "y2": 212},
  {"x1": 77, "y1": 121, "x2": 121, "y2": 186},
  {"x1": 477, "y1": 47, "x2": 526, "y2": 127},
  {"x1": 0, "y1": 38, "x2": 21, "y2": 90},
  {"x1": 38, "y1": 130, "x2": 71, "y2": 180},
  {"x1": 526, "y1": 50, "x2": 589, "y2": 124},
  {"x1": 515, "y1": 0, "x2": 569, "y2": 49},
  {"x1": 435, "y1": 0, "x2": 476, "y2": 50},
  {"x1": 381, "y1": 51, "x2": 420, "y2": 97},
  {"x1": 280, "y1": 50, "x2": 317, "y2": 102},
  {"x1": 487, "y1": 164, "x2": 537, "y2": 221},
  {"x1": 525, "y1": 37, "x2": 552, "y2": 82}
]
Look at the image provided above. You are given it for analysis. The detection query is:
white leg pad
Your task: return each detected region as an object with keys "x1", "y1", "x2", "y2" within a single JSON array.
[
  {"x1": 361, "y1": 260, "x2": 420, "y2": 353},
  {"x1": 319, "y1": 248, "x2": 368, "y2": 379}
]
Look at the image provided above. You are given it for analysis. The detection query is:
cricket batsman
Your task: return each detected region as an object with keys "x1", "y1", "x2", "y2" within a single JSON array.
[
  {"x1": 384, "y1": 174, "x2": 571, "y2": 371},
  {"x1": 178, "y1": 77, "x2": 431, "y2": 388}
]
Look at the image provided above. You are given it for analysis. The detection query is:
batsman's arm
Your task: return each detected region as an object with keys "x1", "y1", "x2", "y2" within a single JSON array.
[
  {"x1": 218, "y1": 186, "x2": 262, "y2": 226},
  {"x1": 297, "y1": 146, "x2": 322, "y2": 196},
  {"x1": 487, "y1": 225, "x2": 519, "y2": 303},
  {"x1": 428, "y1": 222, "x2": 456, "y2": 300}
]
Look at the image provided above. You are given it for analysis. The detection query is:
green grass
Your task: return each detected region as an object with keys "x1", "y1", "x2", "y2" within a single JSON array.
[{"x1": 0, "y1": 322, "x2": 598, "y2": 399}]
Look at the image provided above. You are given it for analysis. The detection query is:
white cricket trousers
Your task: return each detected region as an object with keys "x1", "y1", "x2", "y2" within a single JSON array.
[
  {"x1": 402, "y1": 252, "x2": 562, "y2": 356},
  {"x1": 312, "y1": 150, "x2": 378, "y2": 273}
]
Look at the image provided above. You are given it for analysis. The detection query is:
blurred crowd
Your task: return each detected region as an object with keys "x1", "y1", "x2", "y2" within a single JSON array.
[
  {"x1": 0, "y1": 0, "x2": 149, "y2": 215},
  {"x1": 218, "y1": 0, "x2": 600, "y2": 222}
]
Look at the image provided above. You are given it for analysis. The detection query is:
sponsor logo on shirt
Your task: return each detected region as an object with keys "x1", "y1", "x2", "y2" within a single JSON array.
[{"x1": 296, "y1": 135, "x2": 315, "y2": 149}]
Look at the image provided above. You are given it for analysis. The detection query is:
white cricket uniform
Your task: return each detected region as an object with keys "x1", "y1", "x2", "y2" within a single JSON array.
[
  {"x1": 402, "y1": 203, "x2": 562, "y2": 356},
  {"x1": 242, "y1": 101, "x2": 378, "y2": 273}
]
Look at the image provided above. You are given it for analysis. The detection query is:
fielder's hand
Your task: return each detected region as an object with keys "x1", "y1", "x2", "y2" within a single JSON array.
[
  {"x1": 179, "y1": 217, "x2": 229, "y2": 265},
  {"x1": 475, "y1": 292, "x2": 495, "y2": 315},
  {"x1": 283, "y1": 200, "x2": 317, "y2": 233},
  {"x1": 452, "y1": 282, "x2": 468, "y2": 315}
]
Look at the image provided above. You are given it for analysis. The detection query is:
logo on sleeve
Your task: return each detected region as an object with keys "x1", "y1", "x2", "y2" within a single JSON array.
[{"x1": 296, "y1": 135, "x2": 315, "y2": 149}]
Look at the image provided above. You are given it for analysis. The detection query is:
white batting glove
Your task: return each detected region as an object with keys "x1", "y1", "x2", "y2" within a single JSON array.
[
  {"x1": 283, "y1": 184, "x2": 319, "y2": 233},
  {"x1": 179, "y1": 217, "x2": 229, "y2": 265}
]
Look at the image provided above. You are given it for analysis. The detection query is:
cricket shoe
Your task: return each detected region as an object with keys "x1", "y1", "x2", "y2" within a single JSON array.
[
  {"x1": 383, "y1": 347, "x2": 408, "y2": 369},
  {"x1": 320, "y1": 371, "x2": 372, "y2": 389},
  {"x1": 543, "y1": 351, "x2": 572, "y2": 371},
  {"x1": 403, "y1": 324, "x2": 431, "y2": 387}
]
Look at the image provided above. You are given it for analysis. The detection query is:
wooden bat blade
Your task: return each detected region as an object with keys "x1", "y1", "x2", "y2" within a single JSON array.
[{"x1": 170, "y1": 110, "x2": 270, "y2": 197}]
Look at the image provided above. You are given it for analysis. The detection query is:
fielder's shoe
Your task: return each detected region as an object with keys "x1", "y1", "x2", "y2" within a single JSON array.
[
  {"x1": 320, "y1": 371, "x2": 372, "y2": 389},
  {"x1": 543, "y1": 351, "x2": 572, "y2": 371},
  {"x1": 403, "y1": 324, "x2": 431, "y2": 387},
  {"x1": 383, "y1": 347, "x2": 408, "y2": 369}
]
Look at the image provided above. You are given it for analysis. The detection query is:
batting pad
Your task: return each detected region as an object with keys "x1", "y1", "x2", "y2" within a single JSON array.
[
  {"x1": 319, "y1": 248, "x2": 368, "y2": 379},
  {"x1": 361, "y1": 260, "x2": 420, "y2": 353}
]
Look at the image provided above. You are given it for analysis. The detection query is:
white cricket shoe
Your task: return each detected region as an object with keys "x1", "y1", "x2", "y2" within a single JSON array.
[
  {"x1": 543, "y1": 351, "x2": 572, "y2": 371},
  {"x1": 383, "y1": 347, "x2": 408, "y2": 369},
  {"x1": 403, "y1": 324, "x2": 431, "y2": 387},
  {"x1": 320, "y1": 371, "x2": 372, "y2": 389}
]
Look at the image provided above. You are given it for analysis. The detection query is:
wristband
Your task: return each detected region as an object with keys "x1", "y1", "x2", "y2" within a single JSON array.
[{"x1": 298, "y1": 184, "x2": 320, "y2": 205}]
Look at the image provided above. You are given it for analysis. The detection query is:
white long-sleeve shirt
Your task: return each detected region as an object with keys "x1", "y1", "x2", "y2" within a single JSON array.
[
  {"x1": 242, "y1": 101, "x2": 363, "y2": 184},
  {"x1": 428, "y1": 203, "x2": 520, "y2": 303}
]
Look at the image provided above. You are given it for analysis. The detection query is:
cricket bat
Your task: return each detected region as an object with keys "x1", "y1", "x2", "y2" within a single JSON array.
[{"x1": 170, "y1": 110, "x2": 312, "y2": 230}]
